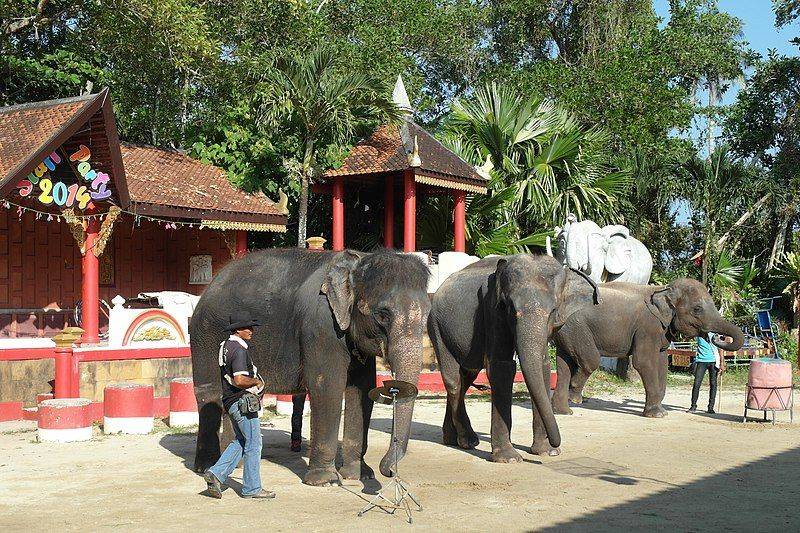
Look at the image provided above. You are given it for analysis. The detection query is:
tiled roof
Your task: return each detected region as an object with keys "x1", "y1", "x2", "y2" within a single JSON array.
[
  {"x1": 0, "y1": 94, "x2": 95, "y2": 181},
  {"x1": 121, "y1": 142, "x2": 287, "y2": 219},
  {"x1": 324, "y1": 121, "x2": 486, "y2": 188}
]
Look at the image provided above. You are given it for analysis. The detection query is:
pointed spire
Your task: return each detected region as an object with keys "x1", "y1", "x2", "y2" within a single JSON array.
[{"x1": 393, "y1": 74, "x2": 413, "y2": 117}]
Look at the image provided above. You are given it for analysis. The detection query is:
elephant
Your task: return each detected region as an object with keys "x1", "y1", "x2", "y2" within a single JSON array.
[
  {"x1": 190, "y1": 248, "x2": 431, "y2": 486},
  {"x1": 551, "y1": 214, "x2": 653, "y2": 284},
  {"x1": 551, "y1": 278, "x2": 745, "y2": 418},
  {"x1": 427, "y1": 254, "x2": 599, "y2": 463}
]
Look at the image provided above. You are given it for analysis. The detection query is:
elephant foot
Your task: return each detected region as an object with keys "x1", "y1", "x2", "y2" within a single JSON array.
[
  {"x1": 530, "y1": 441, "x2": 561, "y2": 457},
  {"x1": 303, "y1": 466, "x2": 340, "y2": 486},
  {"x1": 552, "y1": 402, "x2": 573, "y2": 415},
  {"x1": 568, "y1": 392, "x2": 585, "y2": 404},
  {"x1": 457, "y1": 430, "x2": 480, "y2": 450},
  {"x1": 442, "y1": 425, "x2": 457, "y2": 447},
  {"x1": 491, "y1": 446, "x2": 523, "y2": 463},
  {"x1": 193, "y1": 453, "x2": 219, "y2": 474},
  {"x1": 339, "y1": 459, "x2": 374, "y2": 481},
  {"x1": 642, "y1": 405, "x2": 668, "y2": 418}
]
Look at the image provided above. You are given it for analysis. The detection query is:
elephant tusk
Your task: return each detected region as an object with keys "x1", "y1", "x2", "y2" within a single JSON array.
[{"x1": 546, "y1": 236, "x2": 553, "y2": 257}]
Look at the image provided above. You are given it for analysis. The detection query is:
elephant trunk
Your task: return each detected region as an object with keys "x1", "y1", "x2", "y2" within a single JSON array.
[
  {"x1": 379, "y1": 335, "x2": 423, "y2": 477},
  {"x1": 709, "y1": 318, "x2": 745, "y2": 352},
  {"x1": 515, "y1": 313, "x2": 560, "y2": 448}
]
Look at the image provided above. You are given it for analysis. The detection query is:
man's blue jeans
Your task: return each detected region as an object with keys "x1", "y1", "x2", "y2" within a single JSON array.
[{"x1": 208, "y1": 401, "x2": 263, "y2": 496}]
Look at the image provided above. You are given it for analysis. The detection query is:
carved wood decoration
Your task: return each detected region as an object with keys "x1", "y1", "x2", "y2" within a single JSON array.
[
  {"x1": 222, "y1": 230, "x2": 237, "y2": 258},
  {"x1": 63, "y1": 208, "x2": 87, "y2": 255},
  {"x1": 93, "y1": 206, "x2": 121, "y2": 257}
]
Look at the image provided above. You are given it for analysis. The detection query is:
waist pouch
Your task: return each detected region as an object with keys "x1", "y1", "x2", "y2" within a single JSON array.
[{"x1": 238, "y1": 392, "x2": 261, "y2": 415}]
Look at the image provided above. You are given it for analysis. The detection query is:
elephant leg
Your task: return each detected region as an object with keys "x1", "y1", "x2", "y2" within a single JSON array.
[
  {"x1": 632, "y1": 343, "x2": 668, "y2": 418},
  {"x1": 568, "y1": 343, "x2": 601, "y2": 405},
  {"x1": 193, "y1": 382, "x2": 223, "y2": 473},
  {"x1": 435, "y1": 335, "x2": 478, "y2": 448},
  {"x1": 552, "y1": 346, "x2": 576, "y2": 415},
  {"x1": 340, "y1": 356, "x2": 376, "y2": 481},
  {"x1": 487, "y1": 359, "x2": 522, "y2": 463},
  {"x1": 452, "y1": 368, "x2": 481, "y2": 449},
  {"x1": 304, "y1": 352, "x2": 349, "y2": 486},
  {"x1": 531, "y1": 356, "x2": 559, "y2": 457}
]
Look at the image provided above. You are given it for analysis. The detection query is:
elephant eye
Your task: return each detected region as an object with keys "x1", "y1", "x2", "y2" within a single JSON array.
[
  {"x1": 693, "y1": 304, "x2": 703, "y2": 314},
  {"x1": 374, "y1": 308, "x2": 392, "y2": 327}
]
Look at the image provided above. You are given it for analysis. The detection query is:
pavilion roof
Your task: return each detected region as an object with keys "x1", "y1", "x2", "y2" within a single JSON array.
[
  {"x1": 0, "y1": 91, "x2": 287, "y2": 232},
  {"x1": 323, "y1": 121, "x2": 488, "y2": 194},
  {"x1": 0, "y1": 90, "x2": 129, "y2": 206}
]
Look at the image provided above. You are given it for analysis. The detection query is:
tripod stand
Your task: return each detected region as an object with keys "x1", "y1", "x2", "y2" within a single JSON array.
[{"x1": 358, "y1": 384, "x2": 422, "y2": 524}]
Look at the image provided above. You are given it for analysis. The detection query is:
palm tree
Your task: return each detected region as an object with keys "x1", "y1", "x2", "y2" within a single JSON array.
[
  {"x1": 679, "y1": 147, "x2": 766, "y2": 284},
  {"x1": 255, "y1": 47, "x2": 401, "y2": 247},
  {"x1": 419, "y1": 82, "x2": 629, "y2": 256}
]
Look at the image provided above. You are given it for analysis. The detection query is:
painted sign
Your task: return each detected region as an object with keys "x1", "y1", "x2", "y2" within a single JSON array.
[
  {"x1": 189, "y1": 255, "x2": 212, "y2": 285},
  {"x1": 15, "y1": 145, "x2": 111, "y2": 210}
]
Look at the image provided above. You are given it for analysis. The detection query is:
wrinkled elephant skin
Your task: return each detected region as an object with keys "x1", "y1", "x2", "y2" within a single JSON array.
[
  {"x1": 190, "y1": 249, "x2": 430, "y2": 485},
  {"x1": 551, "y1": 278, "x2": 744, "y2": 418},
  {"x1": 428, "y1": 254, "x2": 598, "y2": 461}
]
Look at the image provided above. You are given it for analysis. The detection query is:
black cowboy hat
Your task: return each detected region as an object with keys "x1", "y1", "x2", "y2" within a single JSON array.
[{"x1": 226, "y1": 310, "x2": 261, "y2": 332}]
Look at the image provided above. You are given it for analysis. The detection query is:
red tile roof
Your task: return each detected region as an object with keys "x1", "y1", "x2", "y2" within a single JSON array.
[
  {"x1": 0, "y1": 93, "x2": 286, "y2": 228},
  {"x1": 0, "y1": 95, "x2": 94, "y2": 179},
  {"x1": 120, "y1": 143, "x2": 287, "y2": 221},
  {"x1": 323, "y1": 121, "x2": 487, "y2": 192}
]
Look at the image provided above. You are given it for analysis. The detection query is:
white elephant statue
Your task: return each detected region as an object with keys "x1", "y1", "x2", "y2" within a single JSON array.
[{"x1": 549, "y1": 214, "x2": 652, "y2": 285}]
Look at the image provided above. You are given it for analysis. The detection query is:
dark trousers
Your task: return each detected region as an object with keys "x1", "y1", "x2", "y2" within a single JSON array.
[
  {"x1": 691, "y1": 361, "x2": 718, "y2": 410},
  {"x1": 290, "y1": 393, "x2": 305, "y2": 441}
]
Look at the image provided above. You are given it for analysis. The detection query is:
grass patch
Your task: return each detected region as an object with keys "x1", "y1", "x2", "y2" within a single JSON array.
[{"x1": 0, "y1": 427, "x2": 36, "y2": 435}]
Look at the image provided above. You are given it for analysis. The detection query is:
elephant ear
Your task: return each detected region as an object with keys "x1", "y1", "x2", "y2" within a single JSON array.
[
  {"x1": 493, "y1": 258, "x2": 509, "y2": 307},
  {"x1": 646, "y1": 286, "x2": 676, "y2": 330},
  {"x1": 554, "y1": 268, "x2": 600, "y2": 328},
  {"x1": 604, "y1": 233, "x2": 633, "y2": 275},
  {"x1": 321, "y1": 250, "x2": 362, "y2": 331}
]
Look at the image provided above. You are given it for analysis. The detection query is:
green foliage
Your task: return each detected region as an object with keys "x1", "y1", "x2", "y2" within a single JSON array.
[{"x1": 419, "y1": 82, "x2": 630, "y2": 256}]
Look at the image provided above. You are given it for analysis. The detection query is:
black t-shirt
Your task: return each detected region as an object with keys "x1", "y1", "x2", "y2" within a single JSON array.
[{"x1": 219, "y1": 337, "x2": 258, "y2": 410}]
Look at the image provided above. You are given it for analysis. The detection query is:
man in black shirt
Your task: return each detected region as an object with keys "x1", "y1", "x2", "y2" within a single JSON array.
[{"x1": 204, "y1": 311, "x2": 274, "y2": 499}]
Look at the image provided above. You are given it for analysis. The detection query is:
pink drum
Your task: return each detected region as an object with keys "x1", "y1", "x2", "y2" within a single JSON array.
[{"x1": 747, "y1": 358, "x2": 792, "y2": 410}]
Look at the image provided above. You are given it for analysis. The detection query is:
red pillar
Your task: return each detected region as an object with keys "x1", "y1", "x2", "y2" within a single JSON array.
[
  {"x1": 453, "y1": 190, "x2": 466, "y2": 252},
  {"x1": 403, "y1": 169, "x2": 416, "y2": 252},
  {"x1": 384, "y1": 175, "x2": 394, "y2": 248},
  {"x1": 81, "y1": 212, "x2": 100, "y2": 344},
  {"x1": 332, "y1": 176, "x2": 345, "y2": 251},
  {"x1": 235, "y1": 230, "x2": 248, "y2": 256},
  {"x1": 54, "y1": 347, "x2": 73, "y2": 398}
]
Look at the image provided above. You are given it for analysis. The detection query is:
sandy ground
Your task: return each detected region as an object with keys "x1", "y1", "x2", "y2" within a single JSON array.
[{"x1": 1, "y1": 384, "x2": 799, "y2": 532}]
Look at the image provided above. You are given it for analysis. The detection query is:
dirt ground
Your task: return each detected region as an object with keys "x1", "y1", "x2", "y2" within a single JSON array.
[{"x1": 1, "y1": 380, "x2": 799, "y2": 532}]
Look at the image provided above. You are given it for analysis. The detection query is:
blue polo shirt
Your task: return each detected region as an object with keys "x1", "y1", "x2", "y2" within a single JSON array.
[{"x1": 695, "y1": 334, "x2": 718, "y2": 363}]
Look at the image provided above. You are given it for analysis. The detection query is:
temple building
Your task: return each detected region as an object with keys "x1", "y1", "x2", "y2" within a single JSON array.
[{"x1": 0, "y1": 89, "x2": 288, "y2": 343}]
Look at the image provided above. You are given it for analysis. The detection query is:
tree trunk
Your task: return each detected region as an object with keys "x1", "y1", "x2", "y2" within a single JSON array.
[
  {"x1": 707, "y1": 77, "x2": 717, "y2": 156},
  {"x1": 296, "y1": 171, "x2": 309, "y2": 248},
  {"x1": 768, "y1": 212, "x2": 791, "y2": 270}
]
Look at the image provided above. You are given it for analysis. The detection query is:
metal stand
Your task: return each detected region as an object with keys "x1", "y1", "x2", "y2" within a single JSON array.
[
  {"x1": 743, "y1": 385, "x2": 793, "y2": 425},
  {"x1": 358, "y1": 387, "x2": 422, "y2": 524}
]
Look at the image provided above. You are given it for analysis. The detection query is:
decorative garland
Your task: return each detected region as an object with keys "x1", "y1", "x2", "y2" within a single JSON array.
[{"x1": 93, "y1": 206, "x2": 121, "y2": 257}]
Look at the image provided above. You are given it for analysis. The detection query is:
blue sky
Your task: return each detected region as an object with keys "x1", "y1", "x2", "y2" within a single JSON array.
[
  {"x1": 654, "y1": 1, "x2": 798, "y2": 58},
  {"x1": 653, "y1": 1, "x2": 798, "y2": 224}
]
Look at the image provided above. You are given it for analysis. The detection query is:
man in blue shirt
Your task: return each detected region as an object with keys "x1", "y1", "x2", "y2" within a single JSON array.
[{"x1": 688, "y1": 332, "x2": 727, "y2": 413}]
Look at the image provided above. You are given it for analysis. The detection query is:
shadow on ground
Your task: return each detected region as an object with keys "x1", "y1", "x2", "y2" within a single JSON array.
[
  {"x1": 158, "y1": 425, "x2": 308, "y2": 480},
  {"x1": 539, "y1": 445, "x2": 800, "y2": 531},
  {"x1": 369, "y1": 418, "x2": 541, "y2": 464}
]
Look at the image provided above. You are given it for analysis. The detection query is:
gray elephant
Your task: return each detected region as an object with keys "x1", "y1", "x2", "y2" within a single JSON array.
[
  {"x1": 552, "y1": 215, "x2": 653, "y2": 284},
  {"x1": 190, "y1": 249, "x2": 430, "y2": 485},
  {"x1": 551, "y1": 278, "x2": 744, "y2": 417},
  {"x1": 428, "y1": 254, "x2": 598, "y2": 462}
]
